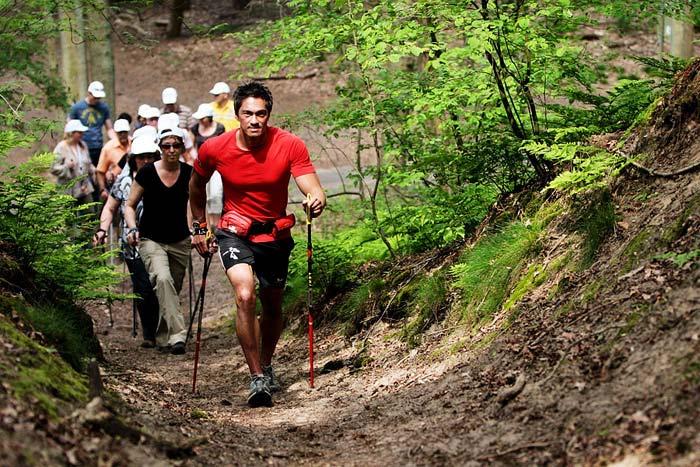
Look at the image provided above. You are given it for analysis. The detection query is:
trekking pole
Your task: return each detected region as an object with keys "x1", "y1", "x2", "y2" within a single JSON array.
[
  {"x1": 131, "y1": 299, "x2": 137, "y2": 338},
  {"x1": 188, "y1": 252, "x2": 194, "y2": 326},
  {"x1": 305, "y1": 193, "x2": 315, "y2": 388},
  {"x1": 192, "y1": 253, "x2": 212, "y2": 394},
  {"x1": 128, "y1": 245, "x2": 141, "y2": 338}
]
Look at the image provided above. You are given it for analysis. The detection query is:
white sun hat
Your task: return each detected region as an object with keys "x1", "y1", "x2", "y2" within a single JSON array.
[
  {"x1": 192, "y1": 103, "x2": 214, "y2": 120},
  {"x1": 143, "y1": 106, "x2": 161, "y2": 120},
  {"x1": 162, "y1": 87, "x2": 178, "y2": 105},
  {"x1": 113, "y1": 119, "x2": 130, "y2": 133},
  {"x1": 132, "y1": 125, "x2": 158, "y2": 143},
  {"x1": 209, "y1": 82, "x2": 230, "y2": 95},
  {"x1": 157, "y1": 113, "x2": 181, "y2": 132},
  {"x1": 65, "y1": 119, "x2": 89, "y2": 133},
  {"x1": 131, "y1": 136, "x2": 161, "y2": 155},
  {"x1": 137, "y1": 104, "x2": 152, "y2": 118},
  {"x1": 87, "y1": 81, "x2": 106, "y2": 98},
  {"x1": 158, "y1": 127, "x2": 185, "y2": 142}
]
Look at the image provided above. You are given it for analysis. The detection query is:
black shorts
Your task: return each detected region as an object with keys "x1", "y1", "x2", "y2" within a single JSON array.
[{"x1": 215, "y1": 229, "x2": 295, "y2": 289}]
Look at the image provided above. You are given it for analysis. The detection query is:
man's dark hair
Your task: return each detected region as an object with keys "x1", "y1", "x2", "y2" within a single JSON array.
[
  {"x1": 117, "y1": 112, "x2": 133, "y2": 124},
  {"x1": 233, "y1": 81, "x2": 273, "y2": 115}
]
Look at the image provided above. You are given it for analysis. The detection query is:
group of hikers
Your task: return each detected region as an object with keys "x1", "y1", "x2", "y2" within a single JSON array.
[{"x1": 51, "y1": 80, "x2": 326, "y2": 408}]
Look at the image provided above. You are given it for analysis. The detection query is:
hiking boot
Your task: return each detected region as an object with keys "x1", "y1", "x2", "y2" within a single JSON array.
[
  {"x1": 170, "y1": 341, "x2": 186, "y2": 355},
  {"x1": 140, "y1": 339, "x2": 156, "y2": 349},
  {"x1": 263, "y1": 365, "x2": 280, "y2": 393},
  {"x1": 247, "y1": 375, "x2": 272, "y2": 408}
]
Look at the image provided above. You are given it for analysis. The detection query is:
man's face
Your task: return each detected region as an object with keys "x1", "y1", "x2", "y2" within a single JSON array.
[
  {"x1": 87, "y1": 93, "x2": 101, "y2": 105},
  {"x1": 164, "y1": 103, "x2": 177, "y2": 113},
  {"x1": 117, "y1": 131, "x2": 129, "y2": 146},
  {"x1": 214, "y1": 93, "x2": 229, "y2": 105},
  {"x1": 147, "y1": 117, "x2": 158, "y2": 128},
  {"x1": 237, "y1": 97, "x2": 270, "y2": 139}
]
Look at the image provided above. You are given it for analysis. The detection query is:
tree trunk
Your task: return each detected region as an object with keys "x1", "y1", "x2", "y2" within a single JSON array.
[
  {"x1": 668, "y1": 14, "x2": 694, "y2": 58},
  {"x1": 84, "y1": 0, "x2": 116, "y2": 113},
  {"x1": 58, "y1": 6, "x2": 88, "y2": 105},
  {"x1": 167, "y1": 0, "x2": 188, "y2": 38},
  {"x1": 232, "y1": 0, "x2": 250, "y2": 10}
]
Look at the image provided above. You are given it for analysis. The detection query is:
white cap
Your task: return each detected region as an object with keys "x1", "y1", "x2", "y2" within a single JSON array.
[
  {"x1": 64, "y1": 119, "x2": 88, "y2": 133},
  {"x1": 143, "y1": 106, "x2": 160, "y2": 120},
  {"x1": 113, "y1": 119, "x2": 130, "y2": 133},
  {"x1": 87, "y1": 81, "x2": 106, "y2": 98},
  {"x1": 209, "y1": 82, "x2": 230, "y2": 95},
  {"x1": 132, "y1": 125, "x2": 158, "y2": 143},
  {"x1": 137, "y1": 104, "x2": 151, "y2": 118},
  {"x1": 162, "y1": 87, "x2": 178, "y2": 104},
  {"x1": 131, "y1": 136, "x2": 161, "y2": 155},
  {"x1": 192, "y1": 103, "x2": 214, "y2": 120},
  {"x1": 157, "y1": 113, "x2": 180, "y2": 133},
  {"x1": 158, "y1": 127, "x2": 185, "y2": 142}
]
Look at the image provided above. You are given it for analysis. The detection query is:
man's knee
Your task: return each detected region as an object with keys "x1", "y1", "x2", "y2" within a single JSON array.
[{"x1": 236, "y1": 287, "x2": 256, "y2": 311}]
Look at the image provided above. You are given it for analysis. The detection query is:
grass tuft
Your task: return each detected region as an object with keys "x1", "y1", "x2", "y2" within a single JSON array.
[{"x1": 450, "y1": 221, "x2": 540, "y2": 325}]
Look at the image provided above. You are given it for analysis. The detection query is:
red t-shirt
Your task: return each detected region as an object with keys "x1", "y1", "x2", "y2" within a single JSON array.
[{"x1": 195, "y1": 126, "x2": 316, "y2": 241}]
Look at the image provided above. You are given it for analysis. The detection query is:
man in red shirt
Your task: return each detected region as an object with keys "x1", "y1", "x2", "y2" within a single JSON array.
[{"x1": 190, "y1": 82, "x2": 326, "y2": 408}]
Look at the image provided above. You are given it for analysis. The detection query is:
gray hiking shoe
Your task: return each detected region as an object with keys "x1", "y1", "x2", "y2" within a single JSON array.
[
  {"x1": 263, "y1": 365, "x2": 280, "y2": 393},
  {"x1": 247, "y1": 375, "x2": 272, "y2": 408}
]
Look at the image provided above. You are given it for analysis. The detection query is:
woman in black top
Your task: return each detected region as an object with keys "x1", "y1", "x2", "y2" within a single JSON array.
[{"x1": 125, "y1": 127, "x2": 192, "y2": 355}]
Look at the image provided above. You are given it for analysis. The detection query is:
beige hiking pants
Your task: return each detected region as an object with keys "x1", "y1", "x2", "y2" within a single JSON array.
[{"x1": 139, "y1": 238, "x2": 191, "y2": 347}]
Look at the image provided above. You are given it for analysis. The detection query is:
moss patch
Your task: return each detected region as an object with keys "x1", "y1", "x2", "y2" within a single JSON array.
[
  {"x1": 400, "y1": 272, "x2": 449, "y2": 348},
  {"x1": 0, "y1": 295, "x2": 101, "y2": 371},
  {"x1": 573, "y1": 189, "x2": 617, "y2": 269},
  {"x1": 0, "y1": 314, "x2": 88, "y2": 419}
]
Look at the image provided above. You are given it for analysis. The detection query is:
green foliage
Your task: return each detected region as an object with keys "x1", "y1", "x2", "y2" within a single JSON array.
[
  {"x1": 523, "y1": 142, "x2": 626, "y2": 194},
  {"x1": 0, "y1": 147, "x2": 120, "y2": 301},
  {"x1": 284, "y1": 222, "x2": 390, "y2": 315},
  {"x1": 234, "y1": 0, "x2": 668, "y2": 261},
  {"x1": 0, "y1": 313, "x2": 88, "y2": 419},
  {"x1": 450, "y1": 221, "x2": 540, "y2": 324},
  {"x1": 655, "y1": 250, "x2": 700, "y2": 268},
  {"x1": 379, "y1": 184, "x2": 498, "y2": 253}
]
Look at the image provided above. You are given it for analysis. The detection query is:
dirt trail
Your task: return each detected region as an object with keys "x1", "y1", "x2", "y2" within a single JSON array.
[{"x1": 94, "y1": 257, "x2": 466, "y2": 466}]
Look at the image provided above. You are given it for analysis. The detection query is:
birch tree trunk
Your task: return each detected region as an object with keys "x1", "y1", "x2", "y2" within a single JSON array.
[
  {"x1": 58, "y1": 6, "x2": 88, "y2": 105},
  {"x1": 84, "y1": 0, "x2": 116, "y2": 113},
  {"x1": 669, "y1": 15, "x2": 694, "y2": 58}
]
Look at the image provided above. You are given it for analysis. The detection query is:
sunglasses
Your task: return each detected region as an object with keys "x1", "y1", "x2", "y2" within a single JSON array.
[
  {"x1": 160, "y1": 143, "x2": 184, "y2": 150},
  {"x1": 134, "y1": 154, "x2": 157, "y2": 160}
]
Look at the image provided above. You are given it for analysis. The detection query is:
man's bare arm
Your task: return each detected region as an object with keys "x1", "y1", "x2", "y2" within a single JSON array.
[{"x1": 295, "y1": 172, "x2": 326, "y2": 217}]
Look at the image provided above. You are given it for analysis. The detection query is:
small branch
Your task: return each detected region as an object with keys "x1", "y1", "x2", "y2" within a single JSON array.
[
  {"x1": 289, "y1": 191, "x2": 362, "y2": 203},
  {"x1": 250, "y1": 69, "x2": 319, "y2": 81},
  {"x1": 628, "y1": 159, "x2": 700, "y2": 178}
]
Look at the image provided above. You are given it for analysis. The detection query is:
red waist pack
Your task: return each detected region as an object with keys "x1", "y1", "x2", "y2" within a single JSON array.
[{"x1": 218, "y1": 211, "x2": 296, "y2": 239}]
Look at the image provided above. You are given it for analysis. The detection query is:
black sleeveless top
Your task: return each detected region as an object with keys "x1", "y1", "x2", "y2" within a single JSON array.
[
  {"x1": 192, "y1": 122, "x2": 225, "y2": 149},
  {"x1": 135, "y1": 162, "x2": 192, "y2": 243}
]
